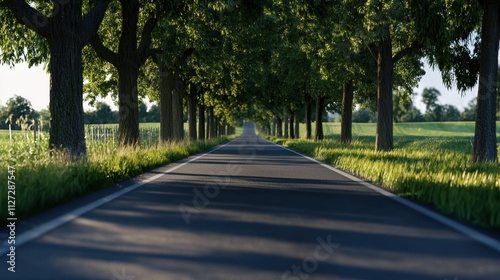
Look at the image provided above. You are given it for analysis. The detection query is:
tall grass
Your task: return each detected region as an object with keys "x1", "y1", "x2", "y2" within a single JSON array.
[
  {"x1": 268, "y1": 136, "x2": 500, "y2": 228},
  {"x1": 0, "y1": 127, "x2": 234, "y2": 225}
]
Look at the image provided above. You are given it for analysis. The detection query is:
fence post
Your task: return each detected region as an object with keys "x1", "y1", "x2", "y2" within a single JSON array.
[{"x1": 33, "y1": 119, "x2": 38, "y2": 143}]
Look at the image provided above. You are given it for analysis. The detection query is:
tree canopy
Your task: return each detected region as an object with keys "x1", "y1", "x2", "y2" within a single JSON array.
[{"x1": 1, "y1": 0, "x2": 497, "y2": 162}]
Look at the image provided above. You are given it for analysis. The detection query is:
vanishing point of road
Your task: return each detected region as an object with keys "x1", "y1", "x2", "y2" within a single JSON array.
[{"x1": 1, "y1": 123, "x2": 500, "y2": 279}]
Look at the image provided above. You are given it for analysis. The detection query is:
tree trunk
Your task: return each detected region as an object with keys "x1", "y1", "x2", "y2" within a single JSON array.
[
  {"x1": 206, "y1": 108, "x2": 211, "y2": 139},
  {"x1": 289, "y1": 110, "x2": 295, "y2": 139},
  {"x1": 227, "y1": 125, "x2": 235, "y2": 135},
  {"x1": 160, "y1": 67, "x2": 173, "y2": 142},
  {"x1": 375, "y1": 27, "x2": 394, "y2": 151},
  {"x1": 216, "y1": 117, "x2": 221, "y2": 137},
  {"x1": 220, "y1": 120, "x2": 227, "y2": 136},
  {"x1": 305, "y1": 93, "x2": 312, "y2": 139},
  {"x1": 172, "y1": 77, "x2": 184, "y2": 141},
  {"x1": 294, "y1": 112, "x2": 300, "y2": 139},
  {"x1": 341, "y1": 81, "x2": 354, "y2": 143},
  {"x1": 198, "y1": 104, "x2": 206, "y2": 140},
  {"x1": 209, "y1": 108, "x2": 216, "y2": 139},
  {"x1": 116, "y1": 1, "x2": 142, "y2": 146},
  {"x1": 48, "y1": 38, "x2": 86, "y2": 157},
  {"x1": 271, "y1": 118, "x2": 276, "y2": 136},
  {"x1": 284, "y1": 110, "x2": 289, "y2": 138},
  {"x1": 315, "y1": 96, "x2": 325, "y2": 141},
  {"x1": 188, "y1": 84, "x2": 197, "y2": 141},
  {"x1": 117, "y1": 65, "x2": 140, "y2": 146},
  {"x1": 473, "y1": 0, "x2": 499, "y2": 163},
  {"x1": 276, "y1": 116, "x2": 283, "y2": 137}
]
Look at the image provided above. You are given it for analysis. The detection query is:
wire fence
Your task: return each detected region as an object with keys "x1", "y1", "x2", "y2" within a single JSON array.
[{"x1": 86, "y1": 125, "x2": 163, "y2": 148}]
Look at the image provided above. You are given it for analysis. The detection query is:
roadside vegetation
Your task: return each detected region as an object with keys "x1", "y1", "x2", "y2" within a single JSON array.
[
  {"x1": 0, "y1": 125, "x2": 236, "y2": 225},
  {"x1": 266, "y1": 122, "x2": 500, "y2": 228}
]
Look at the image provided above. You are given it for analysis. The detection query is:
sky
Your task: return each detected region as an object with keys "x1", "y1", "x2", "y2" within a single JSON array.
[{"x1": 0, "y1": 61, "x2": 477, "y2": 113}]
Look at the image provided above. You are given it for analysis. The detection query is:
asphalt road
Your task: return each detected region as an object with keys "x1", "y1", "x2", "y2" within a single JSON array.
[{"x1": 1, "y1": 123, "x2": 500, "y2": 280}]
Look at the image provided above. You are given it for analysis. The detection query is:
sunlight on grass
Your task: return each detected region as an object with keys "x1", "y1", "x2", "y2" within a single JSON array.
[
  {"x1": 0, "y1": 126, "x2": 236, "y2": 224},
  {"x1": 267, "y1": 135, "x2": 500, "y2": 228}
]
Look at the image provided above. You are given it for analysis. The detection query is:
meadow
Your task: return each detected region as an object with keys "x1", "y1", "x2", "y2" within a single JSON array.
[
  {"x1": 267, "y1": 121, "x2": 500, "y2": 228},
  {"x1": 0, "y1": 123, "x2": 236, "y2": 225},
  {"x1": 296, "y1": 121, "x2": 500, "y2": 138}
]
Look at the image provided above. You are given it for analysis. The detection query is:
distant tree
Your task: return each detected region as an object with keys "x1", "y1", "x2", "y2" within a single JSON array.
[
  {"x1": 0, "y1": 95, "x2": 37, "y2": 129},
  {"x1": 394, "y1": 93, "x2": 423, "y2": 122},
  {"x1": 94, "y1": 102, "x2": 116, "y2": 124},
  {"x1": 37, "y1": 108, "x2": 50, "y2": 131},
  {"x1": 422, "y1": 88, "x2": 441, "y2": 112},
  {"x1": 399, "y1": 106, "x2": 424, "y2": 122},
  {"x1": 84, "y1": 102, "x2": 117, "y2": 124},
  {"x1": 138, "y1": 103, "x2": 148, "y2": 123},
  {"x1": 146, "y1": 104, "x2": 160, "y2": 122},
  {"x1": 441, "y1": 105, "x2": 460, "y2": 121},
  {"x1": 422, "y1": 88, "x2": 443, "y2": 121},
  {"x1": 352, "y1": 109, "x2": 377, "y2": 123},
  {"x1": 461, "y1": 100, "x2": 477, "y2": 121}
]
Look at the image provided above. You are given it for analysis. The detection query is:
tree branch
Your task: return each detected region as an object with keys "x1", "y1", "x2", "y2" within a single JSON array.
[
  {"x1": 138, "y1": 16, "x2": 159, "y2": 65},
  {"x1": 393, "y1": 42, "x2": 423, "y2": 63},
  {"x1": 4, "y1": 0, "x2": 51, "y2": 38},
  {"x1": 90, "y1": 35, "x2": 119, "y2": 67},
  {"x1": 176, "y1": 48, "x2": 196, "y2": 65},
  {"x1": 148, "y1": 48, "x2": 164, "y2": 60},
  {"x1": 366, "y1": 43, "x2": 379, "y2": 61},
  {"x1": 81, "y1": 0, "x2": 111, "y2": 45}
]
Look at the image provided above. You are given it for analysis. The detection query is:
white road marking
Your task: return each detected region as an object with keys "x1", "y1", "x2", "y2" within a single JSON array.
[
  {"x1": 265, "y1": 138, "x2": 500, "y2": 254},
  {"x1": 0, "y1": 141, "x2": 234, "y2": 254}
]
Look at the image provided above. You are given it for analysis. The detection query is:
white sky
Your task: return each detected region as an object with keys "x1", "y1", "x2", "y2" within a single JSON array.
[{"x1": 0, "y1": 61, "x2": 477, "y2": 113}]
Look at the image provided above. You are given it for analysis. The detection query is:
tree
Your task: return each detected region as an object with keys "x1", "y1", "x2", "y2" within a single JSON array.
[
  {"x1": 352, "y1": 109, "x2": 377, "y2": 123},
  {"x1": 461, "y1": 99, "x2": 477, "y2": 121},
  {"x1": 0, "y1": 95, "x2": 37, "y2": 129},
  {"x1": 424, "y1": 0, "x2": 497, "y2": 162},
  {"x1": 147, "y1": 103, "x2": 160, "y2": 122},
  {"x1": 422, "y1": 88, "x2": 441, "y2": 112},
  {"x1": 359, "y1": 0, "x2": 426, "y2": 151},
  {"x1": 1, "y1": 0, "x2": 110, "y2": 157},
  {"x1": 442, "y1": 105, "x2": 461, "y2": 121},
  {"x1": 422, "y1": 87, "x2": 443, "y2": 121},
  {"x1": 394, "y1": 92, "x2": 423, "y2": 122},
  {"x1": 473, "y1": 0, "x2": 499, "y2": 162},
  {"x1": 399, "y1": 106, "x2": 424, "y2": 122},
  {"x1": 84, "y1": 101, "x2": 117, "y2": 124},
  {"x1": 138, "y1": 102, "x2": 148, "y2": 123},
  {"x1": 88, "y1": 0, "x2": 162, "y2": 146}
]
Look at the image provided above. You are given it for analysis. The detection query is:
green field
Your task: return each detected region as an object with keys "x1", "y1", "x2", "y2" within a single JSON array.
[
  {"x1": 297, "y1": 121, "x2": 500, "y2": 138},
  {"x1": 2, "y1": 121, "x2": 496, "y2": 142}
]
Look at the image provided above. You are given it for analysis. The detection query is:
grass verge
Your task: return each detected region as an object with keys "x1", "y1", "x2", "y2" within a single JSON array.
[
  {"x1": 266, "y1": 136, "x2": 500, "y2": 229},
  {"x1": 1, "y1": 136, "x2": 233, "y2": 225}
]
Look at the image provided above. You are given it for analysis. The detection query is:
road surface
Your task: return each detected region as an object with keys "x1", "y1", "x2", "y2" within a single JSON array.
[{"x1": 1, "y1": 123, "x2": 500, "y2": 279}]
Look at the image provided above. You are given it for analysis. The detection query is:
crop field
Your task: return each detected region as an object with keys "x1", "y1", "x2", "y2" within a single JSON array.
[{"x1": 0, "y1": 123, "x2": 238, "y2": 225}]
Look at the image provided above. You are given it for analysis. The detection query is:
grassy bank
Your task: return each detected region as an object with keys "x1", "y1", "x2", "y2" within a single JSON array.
[
  {"x1": 267, "y1": 135, "x2": 500, "y2": 228},
  {"x1": 0, "y1": 131, "x2": 234, "y2": 224}
]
